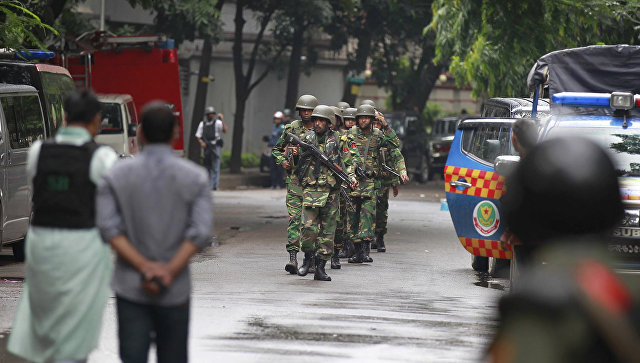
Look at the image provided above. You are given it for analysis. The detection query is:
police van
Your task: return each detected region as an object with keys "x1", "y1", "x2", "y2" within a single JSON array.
[
  {"x1": 444, "y1": 45, "x2": 640, "y2": 279},
  {"x1": 96, "y1": 94, "x2": 139, "y2": 157}
]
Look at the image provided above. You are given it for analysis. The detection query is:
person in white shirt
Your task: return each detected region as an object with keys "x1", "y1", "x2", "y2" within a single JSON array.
[{"x1": 195, "y1": 106, "x2": 227, "y2": 190}]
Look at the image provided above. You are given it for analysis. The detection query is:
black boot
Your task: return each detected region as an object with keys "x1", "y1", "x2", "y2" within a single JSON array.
[
  {"x1": 314, "y1": 257, "x2": 331, "y2": 281},
  {"x1": 371, "y1": 235, "x2": 378, "y2": 249},
  {"x1": 298, "y1": 252, "x2": 313, "y2": 276},
  {"x1": 377, "y1": 233, "x2": 386, "y2": 253},
  {"x1": 348, "y1": 243, "x2": 364, "y2": 263},
  {"x1": 331, "y1": 248, "x2": 341, "y2": 269},
  {"x1": 285, "y1": 250, "x2": 298, "y2": 274},
  {"x1": 363, "y1": 241, "x2": 373, "y2": 263},
  {"x1": 339, "y1": 239, "x2": 354, "y2": 258}
]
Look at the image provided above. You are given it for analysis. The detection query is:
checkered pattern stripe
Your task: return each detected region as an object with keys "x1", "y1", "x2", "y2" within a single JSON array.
[
  {"x1": 444, "y1": 166, "x2": 505, "y2": 199},
  {"x1": 459, "y1": 237, "x2": 513, "y2": 259}
]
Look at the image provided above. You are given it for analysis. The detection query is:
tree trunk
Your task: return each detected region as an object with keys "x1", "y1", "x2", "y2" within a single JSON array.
[
  {"x1": 230, "y1": 0, "x2": 246, "y2": 174},
  {"x1": 230, "y1": 96, "x2": 246, "y2": 173},
  {"x1": 187, "y1": 37, "x2": 213, "y2": 163},
  {"x1": 284, "y1": 25, "x2": 304, "y2": 111}
]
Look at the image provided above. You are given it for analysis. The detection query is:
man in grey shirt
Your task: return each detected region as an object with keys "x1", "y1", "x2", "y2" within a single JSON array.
[{"x1": 97, "y1": 101, "x2": 213, "y2": 363}]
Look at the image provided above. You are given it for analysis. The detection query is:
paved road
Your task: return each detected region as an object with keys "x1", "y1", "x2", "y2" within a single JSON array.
[{"x1": 0, "y1": 181, "x2": 508, "y2": 362}]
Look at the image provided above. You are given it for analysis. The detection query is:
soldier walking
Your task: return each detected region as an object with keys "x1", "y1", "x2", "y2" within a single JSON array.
[
  {"x1": 337, "y1": 107, "x2": 358, "y2": 259},
  {"x1": 272, "y1": 95, "x2": 319, "y2": 274},
  {"x1": 295, "y1": 105, "x2": 358, "y2": 281}
]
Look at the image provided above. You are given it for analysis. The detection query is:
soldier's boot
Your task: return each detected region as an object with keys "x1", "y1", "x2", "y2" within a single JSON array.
[
  {"x1": 331, "y1": 247, "x2": 341, "y2": 269},
  {"x1": 285, "y1": 250, "x2": 298, "y2": 274},
  {"x1": 363, "y1": 241, "x2": 373, "y2": 263},
  {"x1": 298, "y1": 252, "x2": 313, "y2": 276},
  {"x1": 370, "y1": 235, "x2": 378, "y2": 249},
  {"x1": 309, "y1": 254, "x2": 316, "y2": 274},
  {"x1": 339, "y1": 239, "x2": 355, "y2": 258},
  {"x1": 314, "y1": 257, "x2": 331, "y2": 281},
  {"x1": 348, "y1": 243, "x2": 364, "y2": 263},
  {"x1": 376, "y1": 233, "x2": 386, "y2": 253}
]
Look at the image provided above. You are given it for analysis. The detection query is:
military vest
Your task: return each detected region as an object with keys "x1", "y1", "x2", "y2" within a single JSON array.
[
  {"x1": 32, "y1": 140, "x2": 99, "y2": 229},
  {"x1": 299, "y1": 130, "x2": 341, "y2": 189}
]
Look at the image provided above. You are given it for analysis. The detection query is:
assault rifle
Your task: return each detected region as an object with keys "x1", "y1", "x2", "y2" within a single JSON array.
[
  {"x1": 380, "y1": 150, "x2": 401, "y2": 179},
  {"x1": 286, "y1": 132, "x2": 356, "y2": 190}
]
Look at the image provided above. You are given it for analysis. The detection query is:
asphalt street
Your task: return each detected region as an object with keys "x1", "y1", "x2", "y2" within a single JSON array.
[{"x1": 0, "y1": 180, "x2": 508, "y2": 362}]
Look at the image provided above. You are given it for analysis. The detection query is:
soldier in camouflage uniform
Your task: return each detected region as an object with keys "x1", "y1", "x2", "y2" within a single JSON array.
[
  {"x1": 336, "y1": 107, "x2": 358, "y2": 260},
  {"x1": 346, "y1": 104, "x2": 385, "y2": 264},
  {"x1": 372, "y1": 115, "x2": 409, "y2": 252},
  {"x1": 296, "y1": 105, "x2": 358, "y2": 281},
  {"x1": 272, "y1": 95, "x2": 319, "y2": 274}
]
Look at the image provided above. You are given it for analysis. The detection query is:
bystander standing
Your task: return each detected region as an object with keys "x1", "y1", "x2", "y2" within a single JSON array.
[
  {"x1": 195, "y1": 106, "x2": 227, "y2": 190},
  {"x1": 97, "y1": 101, "x2": 213, "y2": 363},
  {"x1": 269, "y1": 111, "x2": 285, "y2": 189}
]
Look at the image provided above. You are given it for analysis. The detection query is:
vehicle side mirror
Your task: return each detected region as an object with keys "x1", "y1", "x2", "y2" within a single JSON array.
[
  {"x1": 494, "y1": 155, "x2": 520, "y2": 177},
  {"x1": 128, "y1": 123, "x2": 138, "y2": 137},
  {"x1": 262, "y1": 135, "x2": 269, "y2": 142}
]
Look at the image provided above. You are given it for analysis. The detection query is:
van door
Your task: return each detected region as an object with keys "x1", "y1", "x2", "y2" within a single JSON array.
[
  {"x1": 0, "y1": 95, "x2": 43, "y2": 241},
  {"x1": 125, "y1": 99, "x2": 138, "y2": 154},
  {"x1": 444, "y1": 119, "x2": 517, "y2": 264}
]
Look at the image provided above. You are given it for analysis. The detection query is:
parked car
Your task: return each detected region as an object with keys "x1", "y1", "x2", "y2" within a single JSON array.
[
  {"x1": 96, "y1": 94, "x2": 139, "y2": 157},
  {"x1": 425, "y1": 115, "x2": 478, "y2": 181},
  {"x1": 384, "y1": 111, "x2": 429, "y2": 182},
  {"x1": 0, "y1": 84, "x2": 47, "y2": 260}
]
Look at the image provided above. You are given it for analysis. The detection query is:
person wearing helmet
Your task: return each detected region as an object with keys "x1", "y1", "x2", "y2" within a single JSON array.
[
  {"x1": 195, "y1": 105, "x2": 227, "y2": 190},
  {"x1": 346, "y1": 104, "x2": 386, "y2": 264},
  {"x1": 372, "y1": 116, "x2": 409, "y2": 253},
  {"x1": 361, "y1": 99, "x2": 376, "y2": 109},
  {"x1": 296, "y1": 105, "x2": 358, "y2": 281},
  {"x1": 282, "y1": 108, "x2": 293, "y2": 124},
  {"x1": 488, "y1": 137, "x2": 640, "y2": 363},
  {"x1": 272, "y1": 95, "x2": 319, "y2": 274},
  {"x1": 336, "y1": 101, "x2": 350, "y2": 111},
  {"x1": 335, "y1": 107, "x2": 359, "y2": 259},
  {"x1": 331, "y1": 106, "x2": 344, "y2": 131},
  {"x1": 268, "y1": 111, "x2": 286, "y2": 189}
]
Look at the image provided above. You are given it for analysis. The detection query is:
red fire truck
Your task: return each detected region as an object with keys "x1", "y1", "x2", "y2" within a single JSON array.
[{"x1": 61, "y1": 32, "x2": 185, "y2": 154}]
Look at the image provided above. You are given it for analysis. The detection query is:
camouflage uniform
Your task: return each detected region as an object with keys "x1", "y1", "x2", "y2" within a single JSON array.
[
  {"x1": 298, "y1": 129, "x2": 357, "y2": 261},
  {"x1": 375, "y1": 142, "x2": 407, "y2": 238},
  {"x1": 334, "y1": 129, "x2": 360, "y2": 252},
  {"x1": 272, "y1": 119, "x2": 312, "y2": 252}
]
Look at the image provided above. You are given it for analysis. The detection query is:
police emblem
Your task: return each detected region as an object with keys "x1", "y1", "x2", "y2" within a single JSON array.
[{"x1": 472, "y1": 201, "x2": 500, "y2": 236}]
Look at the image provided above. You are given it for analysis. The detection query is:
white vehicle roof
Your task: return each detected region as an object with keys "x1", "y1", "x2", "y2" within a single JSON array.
[{"x1": 97, "y1": 94, "x2": 134, "y2": 104}]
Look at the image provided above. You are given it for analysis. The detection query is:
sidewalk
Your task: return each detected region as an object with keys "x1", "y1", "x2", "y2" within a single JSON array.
[{"x1": 218, "y1": 167, "x2": 271, "y2": 190}]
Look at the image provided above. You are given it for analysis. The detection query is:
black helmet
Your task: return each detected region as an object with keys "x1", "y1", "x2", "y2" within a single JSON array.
[
  {"x1": 296, "y1": 95, "x2": 319, "y2": 111},
  {"x1": 336, "y1": 101, "x2": 350, "y2": 110},
  {"x1": 503, "y1": 137, "x2": 623, "y2": 245}
]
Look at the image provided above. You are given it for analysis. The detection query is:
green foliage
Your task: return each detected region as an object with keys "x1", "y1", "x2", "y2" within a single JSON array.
[
  {"x1": 432, "y1": 0, "x2": 640, "y2": 98},
  {"x1": 422, "y1": 101, "x2": 445, "y2": 126},
  {"x1": 220, "y1": 150, "x2": 260, "y2": 170},
  {"x1": 0, "y1": 0, "x2": 57, "y2": 50}
]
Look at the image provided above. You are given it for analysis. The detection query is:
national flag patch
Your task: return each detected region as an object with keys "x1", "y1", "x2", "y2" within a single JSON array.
[
  {"x1": 343, "y1": 146, "x2": 349, "y2": 153},
  {"x1": 351, "y1": 143, "x2": 357, "y2": 149}
]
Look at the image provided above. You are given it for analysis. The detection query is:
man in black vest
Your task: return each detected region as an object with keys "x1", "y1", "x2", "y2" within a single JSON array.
[{"x1": 196, "y1": 106, "x2": 226, "y2": 190}]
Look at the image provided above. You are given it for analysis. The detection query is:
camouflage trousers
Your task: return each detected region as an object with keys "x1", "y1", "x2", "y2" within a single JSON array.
[
  {"x1": 333, "y1": 193, "x2": 349, "y2": 249},
  {"x1": 375, "y1": 185, "x2": 391, "y2": 236},
  {"x1": 285, "y1": 181, "x2": 304, "y2": 252},
  {"x1": 347, "y1": 195, "x2": 376, "y2": 244},
  {"x1": 300, "y1": 190, "x2": 339, "y2": 260}
]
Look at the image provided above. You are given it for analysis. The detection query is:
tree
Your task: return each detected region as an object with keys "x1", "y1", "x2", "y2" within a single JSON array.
[
  {"x1": 0, "y1": 0, "x2": 57, "y2": 49},
  {"x1": 229, "y1": 0, "x2": 286, "y2": 173},
  {"x1": 431, "y1": 0, "x2": 640, "y2": 98}
]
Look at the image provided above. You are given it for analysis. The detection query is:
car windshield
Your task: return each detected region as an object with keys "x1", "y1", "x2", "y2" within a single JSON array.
[
  {"x1": 547, "y1": 126, "x2": 640, "y2": 176},
  {"x1": 99, "y1": 102, "x2": 124, "y2": 134},
  {"x1": 433, "y1": 120, "x2": 457, "y2": 136},
  {"x1": 386, "y1": 115, "x2": 404, "y2": 132}
]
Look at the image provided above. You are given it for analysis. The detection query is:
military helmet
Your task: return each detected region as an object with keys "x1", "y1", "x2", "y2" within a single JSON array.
[
  {"x1": 343, "y1": 107, "x2": 357, "y2": 119},
  {"x1": 283, "y1": 108, "x2": 292, "y2": 117},
  {"x1": 311, "y1": 105, "x2": 336, "y2": 126},
  {"x1": 356, "y1": 104, "x2": 376, "y2": 118},
  {"x1": 295, "y1": 95, "x2": 319, "y2": 111},
  {"x1": 361, "y1": 99, "x2": 376, "y2": 108},
  {"x1": 336, "y1": 101, "x2": 350, "y2": 110},
  {"x1": 503, "y1": 137, "x2": 623, "y2": 245},
  {"x1": 205, "y1": 106, "x2": 216, "y2": 114},
  {"x1": 331, "y1": 106, "x2": 344, "y2": 125}
]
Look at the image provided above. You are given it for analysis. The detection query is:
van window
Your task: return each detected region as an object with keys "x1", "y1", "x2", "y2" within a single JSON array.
[
  {"x1": 1, "y1": 95, "x2": 45, "y2": 149},
  {"x1": 99, "y1": 102, "x2": 123, "y2": 134},
  {"x1": 126, "y1": 100, "x2": 138, "y2": 124},
  {"x1": 40, "y1": 72, "x2": 75, "y2": 133},
  {"x1": 461, "y1": 125, "x2": 514, "y2": 164}
]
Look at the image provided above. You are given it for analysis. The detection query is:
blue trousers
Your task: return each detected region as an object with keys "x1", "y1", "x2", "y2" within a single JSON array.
[{"x1": 116, "y1": 296, "x2": 190, "y2": 363}]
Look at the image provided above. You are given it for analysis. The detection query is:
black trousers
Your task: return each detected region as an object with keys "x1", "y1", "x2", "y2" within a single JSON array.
[{"x1": 116, "y1": 296, "x2": 190, "y2": 363}]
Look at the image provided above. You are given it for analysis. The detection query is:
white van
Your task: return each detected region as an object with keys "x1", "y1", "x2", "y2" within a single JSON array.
[{"x1": 96, "y1": 94, "x2": 138, "y2": 157}]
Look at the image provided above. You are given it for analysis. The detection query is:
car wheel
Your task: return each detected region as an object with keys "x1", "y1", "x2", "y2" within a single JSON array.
[
  {"x1": 471, "y1": 255, "x2": 488, "y2": 272},
  {"x1": 417, "y1": 156, "x2": 429, "y2": 183},
  {"x1": 12, "y1": 240, "x2": 25, "y2": 262},
  {"x1": 488, "y1": 257, "x2": 510, "y2": 278}
]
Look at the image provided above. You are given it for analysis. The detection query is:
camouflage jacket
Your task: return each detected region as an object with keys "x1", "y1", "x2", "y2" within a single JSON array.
[
  {"x1": 299, "y1": 129, "x2": 357, "y2": 207},
  {"x1": 271, "y1": 119, "x2": 311, "y2": 185},
  {"x1": 348, "y1": 126, "x2": 384, "y2": 198},
  {"x1": 379, "y1": 146, "x2": 407, "y2": 186}
]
